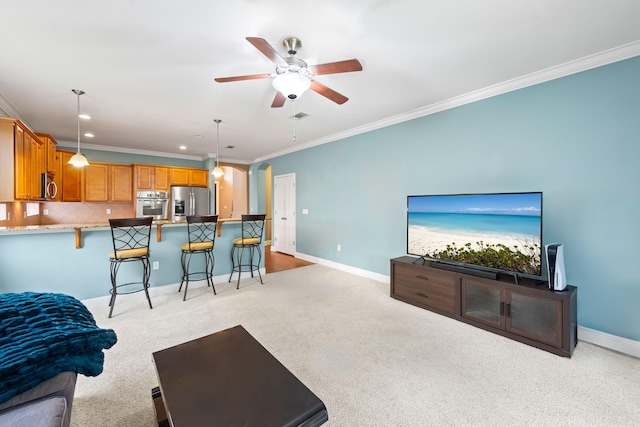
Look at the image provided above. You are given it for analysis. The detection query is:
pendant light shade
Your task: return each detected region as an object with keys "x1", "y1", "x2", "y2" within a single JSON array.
[
  {"x1": 212, "y1": 119, "x2": 224, "y2": 178},
  {"x1": 68, "y1": 89, "x2": 89, "y2": 167}
]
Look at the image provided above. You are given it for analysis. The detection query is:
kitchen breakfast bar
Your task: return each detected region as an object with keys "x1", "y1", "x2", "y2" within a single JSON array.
[{"x1": 0, "y1": 219, "x2": 258, "y2": 301}]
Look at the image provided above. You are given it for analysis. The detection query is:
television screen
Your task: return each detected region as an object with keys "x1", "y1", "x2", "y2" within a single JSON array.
[{"x1": 407, "y1": 192, "x2": 542, "y2": 276}]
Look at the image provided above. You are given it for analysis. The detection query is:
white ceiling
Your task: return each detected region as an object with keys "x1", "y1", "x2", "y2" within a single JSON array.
[{"x1": 1, "y1": 1, "x2": 640, "y2": 164}]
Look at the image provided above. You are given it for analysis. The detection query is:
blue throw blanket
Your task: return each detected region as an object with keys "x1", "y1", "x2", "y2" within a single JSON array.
[{"x1": 0, "y1": 292, "x2": 118, "y2": 403}]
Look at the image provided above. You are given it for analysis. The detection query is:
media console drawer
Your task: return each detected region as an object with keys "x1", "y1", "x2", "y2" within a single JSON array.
[{"x1": 391, "y1": 261, "x2": 459, "y2": 315}]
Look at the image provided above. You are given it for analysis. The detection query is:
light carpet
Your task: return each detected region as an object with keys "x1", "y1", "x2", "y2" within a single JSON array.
[{"x1": 73, "y1": 264, "x2": 640, "y2": 426}]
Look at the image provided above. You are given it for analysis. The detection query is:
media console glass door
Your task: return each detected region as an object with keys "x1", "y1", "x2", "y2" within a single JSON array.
[{"x1": 462, "y1": 277, "x2": 563, "y2": 347}]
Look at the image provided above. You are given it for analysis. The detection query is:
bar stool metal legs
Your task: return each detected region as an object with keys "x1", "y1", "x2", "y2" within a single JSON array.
[
  {"x1": 108, "y1": 217, "x2": 154, "y2": 318},
  {"x1": 228, "y1": 214, "x2": 266, "y2": 289},
  {"x1": 179, "y1": 215, "x2": 218, "y2": 300}
]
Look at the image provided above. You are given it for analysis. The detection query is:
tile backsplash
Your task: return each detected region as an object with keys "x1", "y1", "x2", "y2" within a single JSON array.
[
  {"x1": 41, "y1": 202, "x2": 135, "y2": 224},
  {"x1": 0, "y1": 201, "x2": 135, "y2": 226}
]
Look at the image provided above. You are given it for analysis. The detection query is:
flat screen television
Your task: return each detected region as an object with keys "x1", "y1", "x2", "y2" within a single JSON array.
[{"x1": 407, "y1": 192, "x2": 542, "y2": 278}]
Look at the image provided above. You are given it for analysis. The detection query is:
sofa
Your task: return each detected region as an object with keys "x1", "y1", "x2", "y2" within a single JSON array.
[
  {"x1": 0, "y1": 371, "x2": 76, "y2": 427},
  {"x1": 0, "y1": 292, "x2": 117, "y2": 427}
]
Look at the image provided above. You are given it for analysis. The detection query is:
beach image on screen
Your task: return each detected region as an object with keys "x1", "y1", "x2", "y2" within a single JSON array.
[{"x1": 408, "y1": 193, "x2": 542, "y2": 275}]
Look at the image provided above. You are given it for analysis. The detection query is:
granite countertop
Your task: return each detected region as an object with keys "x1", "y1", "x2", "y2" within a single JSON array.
[{"x1": 0, "y1": 218, "x2": 242, "y2": 235}]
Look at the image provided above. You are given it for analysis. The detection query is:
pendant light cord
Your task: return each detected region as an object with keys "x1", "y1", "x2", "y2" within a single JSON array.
[{"x1": 76, "y1": 91, "x2": 81, "y2": 153}]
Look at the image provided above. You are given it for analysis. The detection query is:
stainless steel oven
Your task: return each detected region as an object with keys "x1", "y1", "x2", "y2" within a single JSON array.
[{"x1": 136, "y1": 191, "x2": 169, "y2": 220}]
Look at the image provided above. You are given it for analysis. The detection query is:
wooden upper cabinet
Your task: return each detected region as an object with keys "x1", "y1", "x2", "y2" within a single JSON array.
[
  {"x1": 61, "y1": 150, "x2": 82, "y2": 202},
  {"x1": 155, "y1": 167, "x2": 169, "y2": 190},
  {"x1": 84, "y1": 163, "x2": 109, "y2": 202},
  {"x1": 110, "y1": 164, "x2": 133, "y2": 202},
  {"x1": 84, "y1": 162, "x2": 132, "y2": 202},
  {"x1": 190, "y1": 169, "x2": 208, "y2": 187},
  {"x1": 30, "y1": 136, "x2": 45, "y2": 199},
  {"x1": 36, "y1": 133, "x2": 59, "y2": 176},
  {"x1": 134, "y1": 164, "x2": 170, "y2": 191},
  {"x1": 0, "y1": 117, "x2": 48, "y2": 201},
  {"x1": 136, "y1": 165, "x2": 153, "y2": 190},
  {"x1": 170, "y1": 167, "x2": 208, "y2": 187},
  {"x1": 14, "y1": 125, "x2": 30, "y2": 200}
]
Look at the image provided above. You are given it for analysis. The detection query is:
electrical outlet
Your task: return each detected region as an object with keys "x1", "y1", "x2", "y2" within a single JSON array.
[
  {"x1": 153, "y1": 261, "x2": 159, "y2": 270},
  {"x1": 43, "y1": 209, "x2": 49, "y2": 215},
  {"x1": 337, "y1": 244, "x2": 341, "y2": 251},
  {"x1": 106, "y1": 209, "x2": 111, "y2": 214}
]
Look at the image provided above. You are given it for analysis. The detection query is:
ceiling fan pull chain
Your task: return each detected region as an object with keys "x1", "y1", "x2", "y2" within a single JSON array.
[{"x1": 292, "y1": 99, "x2": 297, "y2": 142}]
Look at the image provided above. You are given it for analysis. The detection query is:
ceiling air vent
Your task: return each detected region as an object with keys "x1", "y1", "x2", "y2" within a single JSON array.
[{"x1": 289, "y1": 112, "x2": 309, "y2": 120}]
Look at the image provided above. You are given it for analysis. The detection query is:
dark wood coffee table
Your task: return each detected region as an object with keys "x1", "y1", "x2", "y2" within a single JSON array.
[{"x1": 152, "y1": 325, "x2": 328, "y2": 427}]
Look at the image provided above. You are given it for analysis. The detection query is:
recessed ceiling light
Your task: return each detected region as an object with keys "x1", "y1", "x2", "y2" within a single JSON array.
[
  {"x1": 84, "y1": 133, "x2": 94, "y2": 138},
  {"x1": 179, "y1": 145, "x2": 187, "y2": 150},
  {"x1": 78, "y1": 114, "x2": 91, "y2": 120}
]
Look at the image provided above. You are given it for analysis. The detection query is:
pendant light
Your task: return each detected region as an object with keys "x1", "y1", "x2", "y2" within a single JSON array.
[
  {"x1": 212, "y1": 119, "x2": 224, "y2": 178},
  {"x1": 68, "y1": 89, "x2": 90, "y2": 167}
]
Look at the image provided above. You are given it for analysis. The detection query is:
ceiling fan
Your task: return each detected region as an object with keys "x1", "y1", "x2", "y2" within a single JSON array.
[{"x1": 214, "y1": 37, "x2": 363, "y2": 108}]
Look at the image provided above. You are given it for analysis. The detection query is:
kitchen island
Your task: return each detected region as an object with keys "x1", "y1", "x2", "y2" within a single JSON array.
[{"x1": 0, "y1": 218, "x2": 257, "y2": 301}]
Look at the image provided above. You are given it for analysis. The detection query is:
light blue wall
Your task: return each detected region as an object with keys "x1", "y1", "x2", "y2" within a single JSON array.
[
  {"x1": 0, "y1": 222, "x2": 259, "y2": 300},
  {"x1": 252, "y1": 56, "x2": 640, "y2": 342}
]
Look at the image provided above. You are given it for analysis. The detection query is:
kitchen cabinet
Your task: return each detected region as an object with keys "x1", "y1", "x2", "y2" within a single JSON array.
[
  {"x1": 29, "y1": 135, "x2": 45, "y2": 199},
  {"x1": 60, "y1": 150, "x2": 82, "y2": 202},
  {"x1": 0, "y1": 117, "x2": 46, "y2": 201},
  {"x1": 84, "y1": 163, "x2": 109, "y2": 202},
  {"x1": 170, "y1": 167, "x2": 208, "y2": 187},
  {"x1": 84, "y1": 162, "x2": 133, "y2": 202},
  {"x1": 110, "y1": 164, "x2": 133, "y2": 202},
  {"x1": 134, "y1": 165, "x2": 170, "y2": 191},
  {"x1": 14, "y1": 125, "x2": 30, "y2": 199},
  {"x1": 36, "y1": 133, "x2": 59, "y2": 176}
]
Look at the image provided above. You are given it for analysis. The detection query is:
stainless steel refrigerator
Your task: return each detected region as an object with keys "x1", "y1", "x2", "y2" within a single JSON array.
[{"x1": 171, "y1": 186, "x2": 210, "y2": 221}]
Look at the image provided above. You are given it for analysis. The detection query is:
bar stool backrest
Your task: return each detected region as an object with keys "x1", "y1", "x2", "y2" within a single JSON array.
[
  {"x1": 240, "y1": 214, "x2": 266, "y2": 245},
  {"x1": 109, "y1": 217, "x2": 153, "y2": 260},
  {"x1": 186, "y1": 215, "x2": 219, "y2": 249}
]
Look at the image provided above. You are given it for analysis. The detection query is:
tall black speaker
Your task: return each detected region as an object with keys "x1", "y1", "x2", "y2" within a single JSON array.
[{"x1": 545, "y1": 243, "x2": 567, "y2": 291}]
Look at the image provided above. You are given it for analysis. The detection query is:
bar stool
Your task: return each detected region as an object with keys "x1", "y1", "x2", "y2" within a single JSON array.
[
  {"x1": 108, "y1": 217, "x2": 153, "y2": 318},
  {"x1": 229, "y1": 214, "x2": 266, "y2": 289},
  {"x1": 179, "y1": 215, "x2": 219, "y2": 300}
]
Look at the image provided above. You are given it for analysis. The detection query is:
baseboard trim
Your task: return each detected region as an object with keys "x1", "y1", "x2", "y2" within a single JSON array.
[
  {"x1": 295, "y1": 252, "x2": 390, "y2": 284},
  {"x1": 578, "y1": 326, "x2": 640, "y2": 359}
]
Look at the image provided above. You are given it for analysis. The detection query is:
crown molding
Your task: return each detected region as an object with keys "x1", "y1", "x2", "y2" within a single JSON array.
[
  {"x1": 253, "y1": 41, "x2": 640, "y2": 164},
  {"x1": 56, "y1": 140, "x2": 205, "y2": 161}
]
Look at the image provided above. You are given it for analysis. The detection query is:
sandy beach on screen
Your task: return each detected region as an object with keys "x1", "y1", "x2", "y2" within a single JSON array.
[{"x1": 408, "y1": 226, "x2": 540, "y2": 257}]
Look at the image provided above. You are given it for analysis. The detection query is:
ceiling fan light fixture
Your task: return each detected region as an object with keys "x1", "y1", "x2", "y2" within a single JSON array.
[{"x1": 272, "y1": 72, "x2": 311, "y2": 99}]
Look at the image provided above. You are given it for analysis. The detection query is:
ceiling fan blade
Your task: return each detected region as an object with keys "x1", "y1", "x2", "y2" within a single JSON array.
[
  {"x1": 271, "y1": 92, "x2": 286, "y2": 108},
  {"x1": 246, "y1": 37, "x2": 287, "y2": 66},
  {"x1": 308, "y1": 59, "x2": 363, "y2": 76},
  {"x1": 214, "y1": 73, "x2": 272, "y2": 83},
  {"x1": 310, "y1": 81, "x2": 349, "y2": 105}
]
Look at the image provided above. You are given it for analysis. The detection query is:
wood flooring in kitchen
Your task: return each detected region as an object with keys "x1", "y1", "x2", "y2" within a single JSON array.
[{"x1": 265, "y1": 245, "x2": 313, "y2": 273}]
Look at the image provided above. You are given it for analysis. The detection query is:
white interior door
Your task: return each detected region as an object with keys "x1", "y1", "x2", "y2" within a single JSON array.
[{"x1": 273, "y1": 173, "x2": 296, "y2": 255}]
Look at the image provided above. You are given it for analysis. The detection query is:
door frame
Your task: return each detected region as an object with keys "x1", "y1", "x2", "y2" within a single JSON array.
[{"x1": 273, "y1": 173, "x2": 296, "y2": 255}]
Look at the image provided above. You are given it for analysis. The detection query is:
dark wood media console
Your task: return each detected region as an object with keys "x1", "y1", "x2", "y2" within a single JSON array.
[{"x1": 390, "y1": 256, "x2": 578, "y2": 357}]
